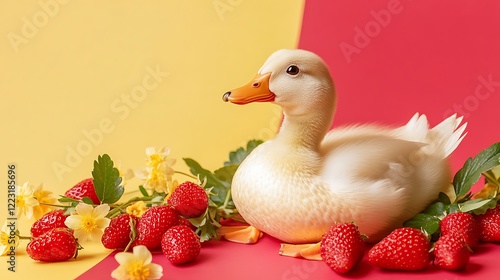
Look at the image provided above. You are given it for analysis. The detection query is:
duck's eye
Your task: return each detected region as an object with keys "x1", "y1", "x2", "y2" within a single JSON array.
[{"x1": 286, "y1": 65, "x2": 300, "y2": 75}]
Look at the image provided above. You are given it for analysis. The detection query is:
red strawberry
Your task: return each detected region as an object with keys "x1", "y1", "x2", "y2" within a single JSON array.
[
  {"x1": 167, "y1": 182, "x2": 208, "y2": 218},
  {"x1": 440, "y1": 212, "x2": 480, "y2": 249},
  {"x1": 102, "y1": 214, "x2": 139, "y2": 249},
  {"x1": 65, "y1": 178, "x2": 100, "y2": 204},
  {"x1": 320, "y1": 223, "x2": 365, "y2": 273},
  {"x1": 135, "y1": 205, "x2": 179, "y2": 249},
  {"x1": 26, "y1": 228, "x2": 79, "y2": 262},
  {"x1": 161, "y1": 225, "x2": 201, "y2": 265},
  {"x1": 476, "y1": 204, "x2": 500, "y2": 242},
  {"x1": 433, "y1": 233, "x2": 470, "y2": 271},
  {"x1": 179, "y1": 217, "x2": 197, "y2": 231},
  {"x1": 31, "y1": 210, "x2": 68, "y2": 238},
  {"x1": 368, "y1": 227, "x2": 431, "y2": 271}
]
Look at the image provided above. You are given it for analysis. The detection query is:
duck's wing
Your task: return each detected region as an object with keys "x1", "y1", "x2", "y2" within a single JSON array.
[{"x1": 319, "y1": 126, "x2": 425, "y2": 186}]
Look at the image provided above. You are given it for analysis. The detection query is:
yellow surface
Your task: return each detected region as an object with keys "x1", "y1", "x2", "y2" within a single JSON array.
[{"x1": 0, "y1": 1, "x2": 304, "y2": 279}]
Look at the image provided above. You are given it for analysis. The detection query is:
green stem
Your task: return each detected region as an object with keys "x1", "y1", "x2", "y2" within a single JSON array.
[
  {"x1": 222, "y1": 189, "x2": 232, "y2": 209},
  {"x1": 106, "y1": 196, "x2": 156, "y2": 218},
  {"x1": 17, "y1": 235, "x2": 31, "y2": 240},
  {"x1": 174, "y1": 171, "x2": 197, "y2": 179},
  {"x1": 38, "y1": 202, "x2": 72, "y2": 209}
]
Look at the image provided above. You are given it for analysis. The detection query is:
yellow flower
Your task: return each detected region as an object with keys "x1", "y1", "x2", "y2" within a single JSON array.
[
  {"x1": 141, "y1": 166, "x2": 170, "y2": 193},
  {"x1": 15, "y1": 182, "x2": 39, "y2": 219},
  {"x1": 1, "y1": 221, "x2": 19, "y2": 256},
  {"x1": 65, "y1": 203, "x2": 110, "y2": 242},
  {"x1": 32, "y1": 183, "x2": 57, "y2": 220},
  {"x1": 164, "y1": 179, "x2": 179, "y2": 201},
  {"x1": 126, "y1": 201, "x2": 148, "y2": 218},
  {"x1": 111, "y1": 245, "x2": 163, "y2": 280},
  {"x1": 145, "y1": 147, "x2": 176, "y2": 172},
  {"x1": 135, "y1": 146, "x2": 177, "y2": 193},
  {"x1": 473, "y1": 182, "x2": 498, "y2": 199}
]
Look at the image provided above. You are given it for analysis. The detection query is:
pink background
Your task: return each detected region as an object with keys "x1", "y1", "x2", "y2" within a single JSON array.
[
  {"x1": 300, "y1": 0, "x2": 500, "y2": 173},
  {"x1": 79, "y1": 1, "x2": 500, "y2": 279}
]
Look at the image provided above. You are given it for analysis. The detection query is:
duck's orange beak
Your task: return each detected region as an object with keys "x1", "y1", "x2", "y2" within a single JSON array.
[{"x1": 222, "y1": 73, "x2": 274, "y2": 105}]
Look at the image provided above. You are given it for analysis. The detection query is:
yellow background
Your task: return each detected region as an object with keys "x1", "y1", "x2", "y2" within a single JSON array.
[{"x1": 0, "y1": 0, "x2": 304, "y2": 278}]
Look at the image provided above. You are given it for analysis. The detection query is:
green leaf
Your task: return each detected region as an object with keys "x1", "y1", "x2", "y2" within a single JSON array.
[
  {"x1": 437, "y1": 192, "x2": 451, "y2": 204},
  {"x1": 453, "y1": 142, "x2": 500, "y2": 200},
  {"x1": 92, "y1": 154, "x2": 124, "y2": 204},
  {"x1": 183, "y1": 140, "x2": 263, "y2": 242},
  {"x1": 139, "y1": 185, "x2": 149, "y2": 197},
  {"x1": 459, "y1": 198, "x2": 496, "y2": 214},
  {"x1": 474, "y1": 198, "x2": 500, "y2": 215},
  {"x1": 224, "y1": 139, "x2": 263, "y2": 166},
  {"x1": 403, "y1": 213, "x2": 441, "y2": 235},
  {"x1": 423, "y1": 201, "x2": 449, "y2": 217},
  {"x1": 81, "y1": 197, "x2": 94, "y2": 205},
  {"x1": 58, "y1": 196, "x2": 79, "y2": 204}
]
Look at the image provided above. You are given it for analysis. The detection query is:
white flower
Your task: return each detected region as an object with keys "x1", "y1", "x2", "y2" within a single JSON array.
[
  {"x1": 64, "y1": 203, "x2": 110, "y2": 242},
  {"x1": 111, "y1": 245, "x2": 163, "y2": 280}
]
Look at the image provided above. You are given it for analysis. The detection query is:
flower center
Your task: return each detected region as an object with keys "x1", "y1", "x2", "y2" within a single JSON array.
[
  {"x1": 82, "y1": 216, "x2": 97, "y2": 232},
  {"x1": 148, "y1": 154, "x2": 164, "y2": 168},
  {"x1": 128, "y1": 261, "x2": 150, "y2": 280},
  {"x1": 16, "y1": 196, "x2": 26, "y2": 208}
]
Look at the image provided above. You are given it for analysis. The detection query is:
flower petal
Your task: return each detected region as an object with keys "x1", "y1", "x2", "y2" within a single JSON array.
[
  {"x1": 133, "y1": 245, "x2": 152, "y2": 264},
  {"x1": 64, "y1": 215, "x2": 83, "y2": 229},
  {"x1": 145, "y1": 147, "x2": 156, "y2": 156},
  {"x1": 110, "y1": 265, "x2": 128, "y2": 280},
  {"x1": 146, "y1": 263, "x2": 164, "y2": 279},
  {"x1": 75, "y1": 203, "x2": 94, "y2": 216},
  {"x1": 89, "y1": 228, "x2": 103, "y2": 241},
  {"x1": 96, "y1": 217, "x2": 111, "y2": 229},
  {"x1": 93, "y1": 204, "x2": 110, "y2": 219},
  {"x1": 73, "y1": 229, "x2": 88, "y2": 243},
  {"x1": 115, "y1": 251, "x2": 135, "y2": 265}
]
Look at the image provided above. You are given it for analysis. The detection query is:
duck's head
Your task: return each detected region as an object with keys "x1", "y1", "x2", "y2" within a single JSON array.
[{"x1": 223, "y1": 49, "x2": 336, "y2": 117}]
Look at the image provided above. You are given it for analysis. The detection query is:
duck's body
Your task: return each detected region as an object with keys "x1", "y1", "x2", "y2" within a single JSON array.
[{"x1": 224, "y1": 49, "x2": 466, "y2": 243}]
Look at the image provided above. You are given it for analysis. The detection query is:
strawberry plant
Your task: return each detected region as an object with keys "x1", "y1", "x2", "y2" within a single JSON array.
[{"x1": 404, "y1": 142, "x2": 500, "y2": 236}]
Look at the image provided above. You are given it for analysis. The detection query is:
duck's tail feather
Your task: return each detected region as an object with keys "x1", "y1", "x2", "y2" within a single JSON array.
[{"x1": 402, "y1": 113, "x2": 467, "y2": 158}]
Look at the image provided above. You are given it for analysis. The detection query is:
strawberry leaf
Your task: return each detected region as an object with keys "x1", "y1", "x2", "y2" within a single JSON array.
[
  {"x1": 81, "y1": 197, "x2": 94, "y2": 205},
  {"x1": 224, "y1": 139, "x2": 263, "y2": 166},
  {"x1": 183, "y1": 140, "x2": 263, "y2": 242},
  {"x1": 423, "y1": 201, "x2": 449, "y2": 217},
  {"x1": 92, "y1": 154, "x2": 124, "y2": 204},
  {"x1": 437, "y1": 192, "x2": 451, "y2": 204},
  {"x1": 453, "y1": 142, "x2": 500, "y2": 200},
  {"x1": 403, "y1": 213, "x2": 441, "y2": 235},
  {"x1": 459, "y1": 198, "x2": 496, "y2": 214}
]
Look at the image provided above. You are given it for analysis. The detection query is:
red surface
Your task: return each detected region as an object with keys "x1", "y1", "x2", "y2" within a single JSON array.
[
  {"x1": 79, "y1": 1, "x2": 500, "y2": 279},
  {"x1": 78, "y1": 236, "x2": 500, "y2": 279}
]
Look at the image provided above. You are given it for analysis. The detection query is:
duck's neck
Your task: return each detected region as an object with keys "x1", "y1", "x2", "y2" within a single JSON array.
[{"x1": 275, "y1": 108, "x2": 334, "y2": 151}]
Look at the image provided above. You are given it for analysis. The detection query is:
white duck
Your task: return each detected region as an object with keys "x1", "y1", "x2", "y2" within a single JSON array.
[{"x1": 221, "y1": 49, "x2": 466, "y2": 258}]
